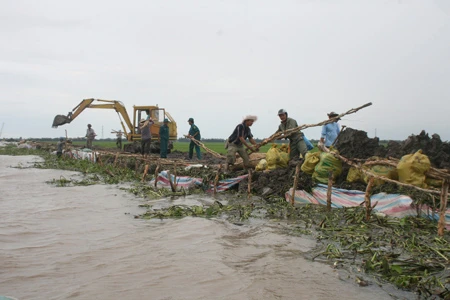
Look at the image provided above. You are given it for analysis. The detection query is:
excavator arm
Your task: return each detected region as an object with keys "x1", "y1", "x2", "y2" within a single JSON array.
[{"x1": 52, "y1": 99, "x2": 134, "y2": 137}]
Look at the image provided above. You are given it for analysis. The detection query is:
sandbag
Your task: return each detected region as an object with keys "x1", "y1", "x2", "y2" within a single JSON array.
[
  {"x1": 266, "y1": 144, "x2": 281, "y2": 170},
  {"x1": 312, "y1": 151, "x2": 342, "y2": 184},
  {"x1": 397, "y1": 150, "x2": 431, "y2": 188},
  {"x1": 425, "y1": 177, "x2": 443, "y2": 188},
  {"x1": 363, "y1": 164, "x2": 398, "y2": 186},
  {"x1": 301, "y1": 152, "x2": 320, "y2": 175},
  {"x1": 255, "y1": 159, "x2": 268, "y2": 171},
  {"x1": 346, "y1": 167, "x2": 364, "y2": 183},
  {"x1": 278, "y1": 144, "x2": 289, "y2": 168}
]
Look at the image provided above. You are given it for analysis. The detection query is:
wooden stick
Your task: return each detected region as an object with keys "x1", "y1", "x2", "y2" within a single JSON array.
[
  {"x1": 365, "y1": 177, "x2": 375, "y2": 221},
  {"x1": 247, "y1": 169, "x2": 253, "y2": 200},
  {"x1": 327, "y1": 171, "x2": 333, "y2": 211},
  {"x1": 142, "y1": 164, "x2": 149, "y2": 183},
  {"x1": 213, "y1": 168, "x2": 220, "y2": 196},
  {"x1": 184, "y1": 135, "x2": 225, "y2": 159},
  {"x1": 438, "y1": 180, "x2": 449, "y2": 236},
  {"x1": 253, "y1": 102, "x2": 372, "y2": 151},
  {"x1": 135, "y1": 159, "x2": 139, "y2": 175},
  {"x1": 114, "y1": 152, "x2": 119, "y2": 167},
  {"x1": 167, "y1": 170, "x2": 176, "y2": 192},
  {"x1": 105, "y1": 169, "x2": 115, "y2": 177},
  {"x1": 173, "y1": 164, "x2": 178, "y2": 191},
  {"x1": 320, "y1": 146, "x2": 444, "y2": 195},
  {"x1": 97, "y1": 153, "x2": 103, "y2": 166},
  {"x1": 366, "y1": 158, "x2": 450, "y2": 181},
  {"x1": 291, "y1": 162, "x2": 301, "y2": 206},
  {"x1": 154, "y1": 164, "x2": 160, "y2": 189}
]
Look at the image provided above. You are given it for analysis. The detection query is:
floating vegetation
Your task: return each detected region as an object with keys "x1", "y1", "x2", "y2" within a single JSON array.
[{"x1": 136, "y1": 200, "x2": 255, "y2": 221}]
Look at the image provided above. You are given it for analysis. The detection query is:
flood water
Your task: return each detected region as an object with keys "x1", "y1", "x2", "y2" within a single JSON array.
[{"x1": 0, "y1": 155, "x2": 414, "y2": 300}]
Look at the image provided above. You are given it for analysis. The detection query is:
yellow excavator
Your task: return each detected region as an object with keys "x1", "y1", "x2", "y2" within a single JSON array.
[{"x1": 52, "y1": 98, "x2": 177, "y2": 153}]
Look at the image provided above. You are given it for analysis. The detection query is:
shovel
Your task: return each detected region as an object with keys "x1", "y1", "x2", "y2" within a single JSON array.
[{"x1": 331, "y1": 125, "x2": 346, "y2": 147}]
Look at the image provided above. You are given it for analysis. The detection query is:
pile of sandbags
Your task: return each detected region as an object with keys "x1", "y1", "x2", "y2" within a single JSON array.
[{"x1": 258, "y1": 144, "x2": 289, "y2": 171}]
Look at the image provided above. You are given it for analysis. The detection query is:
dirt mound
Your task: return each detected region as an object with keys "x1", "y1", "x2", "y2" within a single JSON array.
[
  {"x1": 335, "y1": 128, "x2": 450, "y2": 169},
  {"x1": 334, "y1": 127, "x2": 386, "y2": 159},
  {"x1": 390, "y1": 130, "x2": 450, "y2": 169}
]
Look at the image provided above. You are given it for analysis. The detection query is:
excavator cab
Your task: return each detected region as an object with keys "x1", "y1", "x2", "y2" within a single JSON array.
[{"x1": 51, "y1": 98, "x2": 178, "y2": 153}]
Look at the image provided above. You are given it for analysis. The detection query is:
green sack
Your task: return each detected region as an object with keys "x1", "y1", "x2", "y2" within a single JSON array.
[{"x1": 312, "y1": 151, "x2": 342, "y2": 184}]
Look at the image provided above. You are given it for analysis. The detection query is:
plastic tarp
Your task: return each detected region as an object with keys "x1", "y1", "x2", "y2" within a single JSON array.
[
  {"x1": 65, "y1": 149, "x2": 98, "y2": 163},
  {"x1": 149, "y1": 170, "x2": 248, "y2": 193},
  {"x1": 286, "y1": 184, "x2": 450, "y2": 229}
]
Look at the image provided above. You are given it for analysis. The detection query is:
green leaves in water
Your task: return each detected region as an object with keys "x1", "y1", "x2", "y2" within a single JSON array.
[
  {"x1": 137, "y1": 201, "x2": 235, "y2": 220},
  {"x1": 304, "y1": 206, "x2": 450, "y2": 297},
  {"x1": 46, "y1": 175, "x2": 101, "y2": 187}
]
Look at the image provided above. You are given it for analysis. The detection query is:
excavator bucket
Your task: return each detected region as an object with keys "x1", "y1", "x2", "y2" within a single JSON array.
[{"x1": 52, "y1": 115, "x2": 71, "y2": 128}]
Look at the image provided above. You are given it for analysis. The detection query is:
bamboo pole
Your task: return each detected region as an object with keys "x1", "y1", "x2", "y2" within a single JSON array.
[
  {"x1": 154, "y1": 164, "x2": 160, "y2": 189},
  {"x1": 438, "y1": 180, "x2": 449, "y2": 236},
  {"x1": 184, "y1": 135, "x2": 226, "y2": 159},
  {"x1": 365, "y1": 177, "x2": 374, "y2": 220},
  {"x1": 252, "y1": 102, "x2": 372, "y2": 151},
  {"x1": 326, "y1": 171, "x2": 333, "y2": 211},
  {"x1": 142, "y1": 164, "x2": 149, "y2": 183},
  {"x1": 247, "y1": 169, "x2": 253, "y2": 200},
  {"x1": 291, "y1": 162, "x2": 301, "y2": 206}
]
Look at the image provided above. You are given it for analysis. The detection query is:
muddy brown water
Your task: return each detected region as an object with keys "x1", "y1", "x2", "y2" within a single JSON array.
[{"x1": 0, "y1": 156, "x2": 415, "y2": 300}]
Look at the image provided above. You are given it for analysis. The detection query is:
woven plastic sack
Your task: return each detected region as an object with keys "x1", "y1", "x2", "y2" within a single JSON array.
[
  {"x1": 255, "y1": 159, "x2": 268, "y2": 171},
  {"x1": 312, "y1": 151, "x2": 342, "y2": 184},
  {"x1": 346, "y1": 167, "x2": 364, "y2": 183},
  {"x1": 363, "y1": 164, "x2": 398, "y2": 186},
  {"x1": 266, "y1": 144, "x2": 281, "y2": 170},
  {"x1": 397, "y1": 150, "x2": 431, "y2": 188},
  {"x1": 301, "y1": 152, "x2": 320, "y2": 175},
  {"x1": 277, "y1": 144, "x2": 289, "y2": 168}
]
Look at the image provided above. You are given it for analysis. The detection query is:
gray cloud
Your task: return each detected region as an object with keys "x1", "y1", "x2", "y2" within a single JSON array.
[{"x1": 1, "y1": 0, "x2": 449, "y2": 141}]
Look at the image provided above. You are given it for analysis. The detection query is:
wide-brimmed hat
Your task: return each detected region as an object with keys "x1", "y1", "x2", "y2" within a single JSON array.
[
  {"x1": 164, "y1": 118, "x2": 169, "y2": 123},
  {"x1": 327, "y1": 111, "x2": 339, "y2": 117},
  {"x1": 188, "y1": 117, "x2": 194, "y2": 122},
  {"x1": 243, "y1": 115, "x2": 258, "y2": 122}
]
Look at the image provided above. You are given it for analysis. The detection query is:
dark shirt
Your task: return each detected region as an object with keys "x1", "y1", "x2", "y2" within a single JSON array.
[
  {"x1": 57, "y1": 141, "x2": 64, "y2": 152},
  {"x1": 159, "y1": 124, "x2": 169, "y2": 140},
  {"x1": 141, "y1": 120, "x2": 154, "y2": 140},
  {"x1": 228, "y1": 122, "x2": 253, "y2": 146},
  {"x1": 189, "y1": 124, "x2": 201, "y2": 140},
  {"x1": 277, "y1": 117, "x2": 303, "y2": 142}
]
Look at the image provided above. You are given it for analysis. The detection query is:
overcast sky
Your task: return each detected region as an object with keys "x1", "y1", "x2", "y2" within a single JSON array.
[{"x1": 1, "y1": 0, "x2": 449, "y2": 141}]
